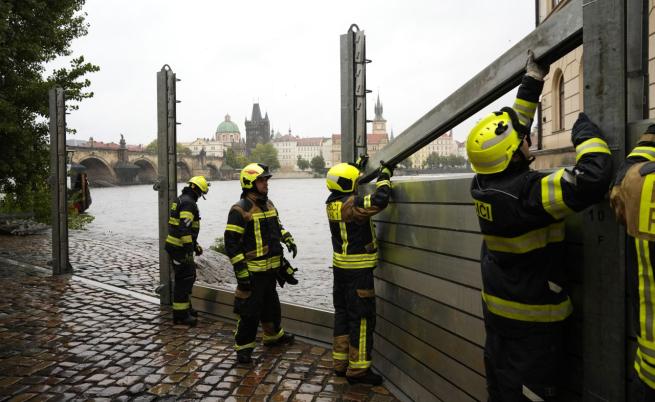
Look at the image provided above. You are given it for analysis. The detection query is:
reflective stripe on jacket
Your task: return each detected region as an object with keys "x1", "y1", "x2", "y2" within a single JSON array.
[
  {"x1": 224, "y1": 192, "x2": 287, "y2": 275},
  {"x1": 472, "y1": 76, "x2": 612, "y2": 333},
  {"x1": 611, "y1": 137, "x2": 655, "y2": 389},
  {"x1": 326, "y1": 176, "x2": 391, "y2": 269},
  {"x1": 165, "y1": 187, "x2": 200, "y2": 258}
]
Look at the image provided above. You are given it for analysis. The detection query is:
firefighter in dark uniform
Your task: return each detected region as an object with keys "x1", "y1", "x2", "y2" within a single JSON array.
[
  {"x1": 165, "y1": 175, "x2": 210, "y2": 326},
  {"x1": 325, "y1": 159, "x2": 392, "y2": 385},
  {"x1": 466, "y1": 52, "x2": 612, "y2": 401},
  {"x1": 611, "y1": 125, "x2": 655, "y2": 401},
  {"x1": 224, "y1": 163, "x2": 296, "y2": 364}
]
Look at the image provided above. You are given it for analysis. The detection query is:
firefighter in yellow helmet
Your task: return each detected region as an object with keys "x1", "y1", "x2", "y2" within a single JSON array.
[
  {"x1": 165, "y1": 175, "x2": 210, "y2": 326},
  {"x1": 224, "y1": 163, "x2": 297, "y2": 364},
  {"x1": 467, "y1": 51, "x2": 612, "y2": 401},
  {"x1": 610, "y1": 124, "x2": 655, "y2": 398},
  {"x1": 325, "y1": 156, "x2": 392, "y2": 385}
]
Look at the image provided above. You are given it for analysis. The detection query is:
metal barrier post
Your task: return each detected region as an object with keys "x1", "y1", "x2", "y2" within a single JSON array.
[
  {"x1": 49, "y1": 86, "x2": 71, "y2": 275},
  {"x1": 155, "y1": 65, "x2": 178, "y2": 305},
  {"x1": 582, "y1": 0, "x2": 646, "y2": 400},
  {"x1": 340, "y1": 24, "x2": 369, "y2": 163}
]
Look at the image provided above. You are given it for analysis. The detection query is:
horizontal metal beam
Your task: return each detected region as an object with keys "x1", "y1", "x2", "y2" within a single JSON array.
[{"x1": 361, "y1": 0, "x2": 582, "y2": 182}]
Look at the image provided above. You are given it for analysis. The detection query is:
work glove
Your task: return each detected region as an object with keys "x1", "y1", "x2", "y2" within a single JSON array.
[
  {"x1": 282, "y1": 233, "x2": 297, "y2": 258},
  {"x1": 378, "y1": 164, "x2": 394, "y2": 180},
  {"x1": 571, "y1": 112, "x2": 605, "y2": 147},
  {"x1": 182, "y1": 253, "x2": 194, "y2": 265},
  {"x1": 276, "y1": 259, "x2": 299, "y2": 288},
  {"x1": 194, "y1": 244, "x2": 203, "y2": 256},
  {"x1": 355, "y1": 154, "x2": 369, "y2": 171},
  {"x1": 525, "y1": 50, "x2": 548, "y2": 81},
  {"x1": 235, "y1": 265, "x2": 251, "y2": 291}
]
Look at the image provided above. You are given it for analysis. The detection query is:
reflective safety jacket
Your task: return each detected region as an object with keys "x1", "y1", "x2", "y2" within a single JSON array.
[
  {"x1": 610, "y1": 135, "x2": 655, "y2": 389},
  {"x1": 224, "y1": 192, "x2": 290, "y2": 279},
  {"x1": 326, "y1": 176, "x2": 391, "y2": 269},
  {"x1": 165, "y1": 187, "x2": 200, "y2": 259},
  {"x1": 471, "y1": 77, "x2": 612, "y2": 334}
]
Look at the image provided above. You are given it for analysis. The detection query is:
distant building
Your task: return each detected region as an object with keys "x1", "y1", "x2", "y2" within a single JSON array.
[
  {"x1": 272, "y1": 132, "x2": 299, "y2": 171},
  {"x1": 330, "y1": 94, "x2": 390, "y2": 163},
  {"x1": 297, "y1": 137, "x2": 324, "y2": 165},
  {"x1": 245, "y1": 103, "x2": 271, "y2": 155},
  {"x1": 410, "y1": 131, "x2": 457, "y2": 168},
  {"x1": 188, "y1": 138, "x2": 224, "y2": 158},
  {"x1": 215, "y1": 114, "x2": 241, "y2": 145}
]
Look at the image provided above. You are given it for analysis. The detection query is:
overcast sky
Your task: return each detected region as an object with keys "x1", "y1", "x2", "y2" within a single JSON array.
[{"x1": 51, "y1": 0, "x2": 535, "y2": 146}]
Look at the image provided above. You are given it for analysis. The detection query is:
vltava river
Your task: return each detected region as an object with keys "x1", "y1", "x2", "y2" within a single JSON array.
[{"x1": 86, "y1": 178, "x2": 334, "y2": 305}]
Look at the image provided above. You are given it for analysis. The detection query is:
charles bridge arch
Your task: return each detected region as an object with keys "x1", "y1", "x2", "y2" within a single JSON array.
[{"x1": 69, "y1": 146, "x2": 223, "y2": 186}]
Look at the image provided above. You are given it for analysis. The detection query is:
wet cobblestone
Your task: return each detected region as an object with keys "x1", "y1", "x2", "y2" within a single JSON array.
[
  {"x1": 0, "y1": 261, "x2": 399, "y2": 401},
  {"x1": 0, "y1": 230, "x2": 332, "y2": 309}
]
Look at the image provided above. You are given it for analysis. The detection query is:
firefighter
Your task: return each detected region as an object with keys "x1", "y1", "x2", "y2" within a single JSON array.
[
  {"x1": 466, "y1": 52, "x2": 612, "y2": 401},
  {"x1": 325, "y1": 157, "x2": 392, "y2": 385},
  {"x1": 610, "y1": 125, "x2": 655, "y2": 400},
  {"x1": 164, "y1": 175, "x2": 210, "y2": 326},
  {"x1": 224, "y1": 163, "x2": 296, "y2": 364}
]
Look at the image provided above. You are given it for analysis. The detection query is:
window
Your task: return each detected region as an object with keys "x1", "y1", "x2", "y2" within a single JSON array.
[
  {"x1": 552, "y1": 69, "x2": 565, "y2": 131},
  {"x1": 558, "y1": 76, "x2": 565, "y2": 130}
]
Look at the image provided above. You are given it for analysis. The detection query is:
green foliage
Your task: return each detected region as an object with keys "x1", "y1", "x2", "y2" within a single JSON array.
[
  {"x1": 144, "y1": 139, "x2": 192, "y2": 156},
  {"x1": 296, "y1": 155, "x2": 310, "y2": 171},
  {"x1": 224, "y1": 148, "x2": 238, "y2": 169},
  {"x1": 67, "y1": 208, "x2": 94, "y2": 230},
  {"x1": 0, "y1": 0, "x2": 99, "y2": 216},
  {"x1": 310, "y1": 154, "x2": 326, "y2": 174},
  {"x1": 423, "y1": 153, "x2": 466, "y2": 169},
  {"x1": 211, "y1": 236, "x2": 227, "y2": 255},
  {"x1": 249, "y1": 143, "x2": 280, "y2": 171}
]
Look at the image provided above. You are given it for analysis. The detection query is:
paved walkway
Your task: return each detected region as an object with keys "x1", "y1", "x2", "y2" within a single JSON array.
[{"x1": 0, "y1": 257, "x2": 399, "y2": 401}]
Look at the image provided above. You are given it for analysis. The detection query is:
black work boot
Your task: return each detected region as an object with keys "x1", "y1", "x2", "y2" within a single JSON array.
[
  {"x1": 264, "y1": 332, "x2": 295, "y2": 347},
  {"x1": 347, "y1": 369, "x2": 383, "y2": 386},
  {"x1": 236, "y1": 348, "x2": 253, "y2": 364},
  {"x1": 172, "y1": 310, "x2": 197, "y2": 326}
]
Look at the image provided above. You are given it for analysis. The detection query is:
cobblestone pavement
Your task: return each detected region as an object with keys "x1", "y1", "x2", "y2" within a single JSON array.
[
  {"x1": 0, "y1": 260, "x2": 399, "y2": 401},
  {"x1": 0, "y1": 231, "x2": 332, "y2": 310}
]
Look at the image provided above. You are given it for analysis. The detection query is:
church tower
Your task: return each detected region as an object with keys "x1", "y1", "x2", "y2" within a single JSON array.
[
  {"x1": 245, "y1": 103, "x2": 271, "y2": 155},
  {"x1": 372, "y1": 94, "x2": 387, "y2": 135}
]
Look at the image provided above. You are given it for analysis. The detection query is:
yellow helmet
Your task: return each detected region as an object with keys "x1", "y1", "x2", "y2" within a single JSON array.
[
  {"x1": 466, "y1": 107, "x2": 528, "y2": 174},
  {"x1": 188, "y1": 176, "x2": 210, "y2": 194},
  {"x1": 326, "y1": 163, "x2": 360, "y2": 193},
  {"x1": 240, "y1": 163, "x2": 272, "y2": 189}
]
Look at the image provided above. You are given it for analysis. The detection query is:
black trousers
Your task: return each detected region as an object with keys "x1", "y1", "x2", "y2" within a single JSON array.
[
  {"x1": 233, "y1": 271, "x2": 281, "y2": 349},
  {"x1": 333, "y1": 267, "x2": 376, "y2": 374},
  {"x1": 485, "y1": 324, "x2": 564, "y2": 402},
  {"x1": 172, "y1": 259, "x2": 196, "y2": 311},
  {"x1": 637, "y1": 377, "x2": 655, "y2": 401}
]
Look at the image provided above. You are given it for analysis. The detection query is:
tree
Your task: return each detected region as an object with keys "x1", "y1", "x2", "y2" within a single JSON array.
[
  {"x1": 249, "y1": 143, "x2": 280, "y2": 171},
  {"x1": 296, "y1": 155, "x2": 310, "y2": 171},
  {"x1": 0, "y1": 1, "x2": 99, "y2": 220},
  {"x1": 310, "y1": 154, "x2": 326, "y2": 174},
  {"x1": 424, "y1": 152, "x2": 443, "y2": 169},
  {"x1": 144, "y1": 139, "x2": 192, "y2": 156},
  {"x1": 224, "y1": 148, "x2": 239, "y2": 169}
]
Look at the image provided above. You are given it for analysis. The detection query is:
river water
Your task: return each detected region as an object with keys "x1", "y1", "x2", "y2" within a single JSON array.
[{"x1": 86, "y1": 178, "x2": 334, "y2": 307}]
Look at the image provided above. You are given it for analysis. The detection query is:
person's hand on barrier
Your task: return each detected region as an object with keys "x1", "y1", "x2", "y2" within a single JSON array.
[
  {"x1": 356, "y1": 154, "x2": 369, "y2": 171},
  {"x1": 525, "y1": 50, "x2": 548, "y2": 81},
  {"x1": 194, "y1": 244, "x2": 203, "y2": 256},
  {"x1": 571, "y1": 112, "x2": 605, "y2": 146}
]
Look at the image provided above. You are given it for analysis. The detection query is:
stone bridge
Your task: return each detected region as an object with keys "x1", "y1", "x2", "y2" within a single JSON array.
[{"x1": 68, "y1": 146, "x2": 224, "y2": 186}]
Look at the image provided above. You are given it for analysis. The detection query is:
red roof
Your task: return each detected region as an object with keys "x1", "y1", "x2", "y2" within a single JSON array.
[{"x1": 297, "y1": 137, "x2": 323, "y2": 146}]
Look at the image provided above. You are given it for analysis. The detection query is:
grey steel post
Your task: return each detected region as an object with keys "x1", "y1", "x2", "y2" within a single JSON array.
[
  {"x1": 156, "y1": 65, "x2": 178, "y2": 305},
  {"x1": 340, "y1": 24, "x2": 368, "y2": 163},
  {"x1": 581, "y1": 0, "x2": 641, "y2": 399},
  {"x1": 49, "y1": 87, "x2": 71, "y2": 275}
]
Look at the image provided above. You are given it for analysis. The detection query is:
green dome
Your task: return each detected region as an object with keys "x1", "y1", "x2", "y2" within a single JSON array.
[{"x1": 216, "y1": 114, "x2": 240, "y2": 134}]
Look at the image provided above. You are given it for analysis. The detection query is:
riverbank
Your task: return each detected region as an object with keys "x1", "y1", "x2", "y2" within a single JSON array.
[{"x1": 0, "y1": 227, "x2": 333, "y2": 310}]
